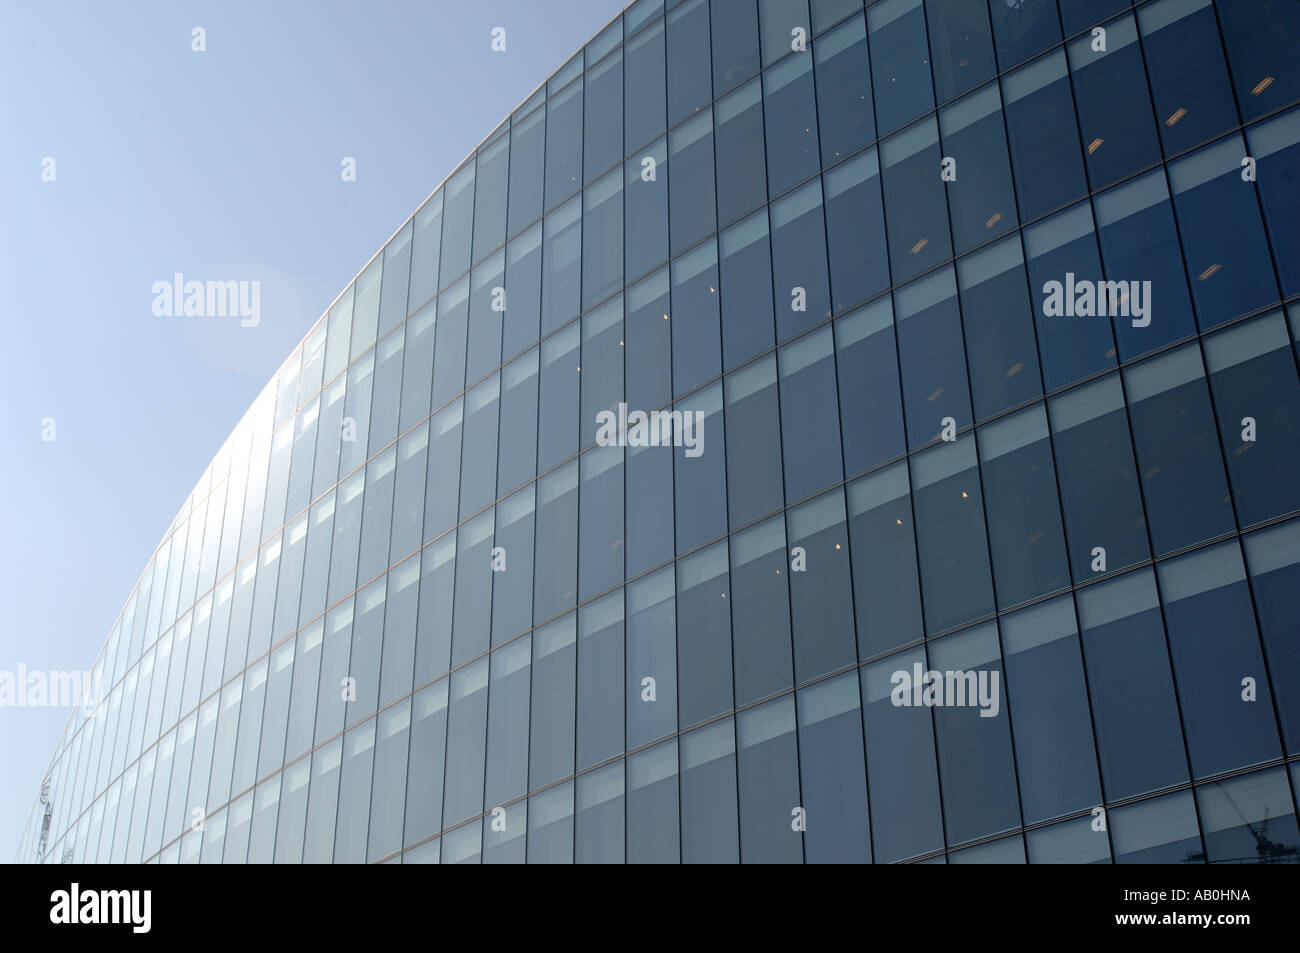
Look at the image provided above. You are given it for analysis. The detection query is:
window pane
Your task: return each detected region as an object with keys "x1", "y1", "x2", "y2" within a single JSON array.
[
  {"x1": 910, "y1": 436, "x2": 996, "y2": 633},
  {"x1": 815, "y1": 14, "x2": 873, "y2": 163},
  {"x1": 530, "y1": 615, "x2": 577, "y2": 788},
  {"x1": 763, "y1": 52, "x2": 820, "y2": 195},
  {"x1": 1124, "y1": 344, "x2": 1234, "y2": 554},
  {"x1": 1243, "y1": 520, "x2": 1300, "y2": 753},
  {"x1": 1216, "y1": 0, "x2": 1300, "y2": 121},
  {"x1": 1111, "y1": 790, "x2": 1201, "y2": 863},
  {"x1": 1001, "y1": 597, "x2": 1102, "y2": 825},
  {"x1": 836, "y1": 298, "x2": 905, "y2": 474},
  {"x1": 668, "y1": 109, "x2": 717, "y2": 254},
  {"x1": 787, "y1": 489, "x2": 857, "y2": 680},
  {"x1": 439, "y1": 164, "x2": 475, "y2": 288},
  {"x1": 1197, "y1": 768, "x2": 1300, "y2": 864},
  {"x1": 896, "y1": 267, "x2": 971, "y2": 449},
  {"x1": 1170, "y1": 135, "x2": 1280, "y2": 329},
  {"x1": 862, "y1": 649, "x2": 945, "y2": 862},
  {"x1": 577, "y1": 592, "x2": 625, "y2": 769},
  {"x1": 1138, "y1": 0, "x2": 1236, "y2": 157},
  {"x1": 771, "y1": 180, "x2": 831, "y2": 341},
  {"x1": 668, "y1": 0, "x2": 713, "y2": 123},
  {"x1": 585, "y1": 50, "x2": 623, "y2": 184},
  {"x1": 1024, "y1": 202, "x2": 1116, "y2": 390},
  {"x1": 977, "y1": 404, "x2": 1070, "y2": 608},
  {"x1": 1158, "y1": 542, "x2": 1282, "y2": 778},
  {"x1": 989, "y1": 0, "x2": 1059, "y2": 70},
  {"x1": 926, "y1": 0, "x2": 995, "y2": 103},
  {"x1": 1048, "y1": 374, "x2": 1149, "y2": 581},
  {"x1": 680, "y1": 719, "x2": 740, "y2": 863},
  {"x1": 957, "y1": 235, "x2": 1042, "y2": 420},
  {"x1": 720, "y1": 210, "x2": 776, "y2": 369},
  {"x1": 545, "y1": 77, "x2": 583, "y2": 209},
  {"x1": 881, "y1": 118, "x2": 952, "y2": 282},
  {"x1": 730, "y1": 516, "x2": 794, "y2": 705},
  {"x1": 778, "y1": 326, "x2": 843, "y2": 500},
  {"x1": 715, "y1": 80, "x2": 769, "y2": 227},
  {"x1": 940, "y1": 83, "x2": 1017, "y2": 253},
  {"x1": 508, "y1": 107, "x2": 545, "y2": 237},
  {"x1": 868, "y1": 0, "x2": 935, "y2": 133},
  {"x1": 625, "y1": 20, "x2": 667, "y2": 151},
  {"x1": 737, "y1": 695, "x2": 803, "y2": 862},
  {"x1": 627, "y1": 568, "x2": 678, "y2": 749},
  {"x1": 824, "y1": 147, "x2": 889, "y2": 312},
  {"x1": 1203, "y1": 312, "x2": 1300, "y2": 527},
  {"x1": 929, "y1": 622, "x2": 1021, "y2": 846},
  {"x1": 1077, "y1": 569, "x2": 1189, "y2": 800},
  {"x1": 676, "y1": 541, "x2": 734, "y2": 727},
  {"x1": 847, "y1": 462, "x2": 923, "y2": 658},
  {"x1": 1093, "y1": 170, "x2": 1196, "y2": 361},
  {"x1": 1001, "y1": 52, "x2": 1088, "y2": 221},
  {"x1": 712, "y1": 0, "x2": 761, "y2": 96},
  {"x1": 1248, "y1": 110, "x2": 1300, "y2": 297}
]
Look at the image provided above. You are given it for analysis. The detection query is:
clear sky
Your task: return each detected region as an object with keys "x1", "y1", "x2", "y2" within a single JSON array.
[{"x1": 0, "y1": 0, "x2": 629, "y2": 861}]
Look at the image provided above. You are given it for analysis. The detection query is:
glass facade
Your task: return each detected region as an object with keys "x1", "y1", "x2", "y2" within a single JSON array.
[{"x1": 21, "y1": 0, "x2": 1300, "y2": 864}]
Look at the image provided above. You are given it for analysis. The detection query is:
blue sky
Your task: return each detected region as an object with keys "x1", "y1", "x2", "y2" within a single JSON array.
[{"x1": 0, "y1": 0, "x2": 629, "y2": 860}]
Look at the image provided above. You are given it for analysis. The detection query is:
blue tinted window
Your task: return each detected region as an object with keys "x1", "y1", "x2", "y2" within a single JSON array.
[
  {"x1": 763, "y1": 52, "x2": 820, "y2": 195},
  {"x1": 881, "y1": 119, "x2": 952, "y2": 282},
  {"x1": 1159, "y1": 542, "x2": 1282, "y2": 778},
  {"x1": 847, "y1": 462, "x2": 923, "y2": 658},
  {"x1": 977, "y1": 405, "x2": 1070, "y2": 608},
  {"x1": 1077, "y1": 570, "x2": 1189, "y2": 800},
  {"x1": 868, "y1": 0, "x2": 935, "y2": 133},
  {"x1": 1002, "y1": 52, "x2": 1088, "y2": 221},
  {"x1": 1170, "y1": 136, "x2": 1280, "y2": 329},
  {"x1": 862, "y1": 650, "x2": 945, "y2": 862},
  {"x1": 1124, "y1": 345, "x2": 1234, "y2": 554},
  {"x1": 1002, "y1": 598, "x2": 1102, "y2": 825},
  {"x1": 926, "y1": 0, "x2": 995, "y2": 103},
  {"x1": 1216, "y1": 0, "x2": 1300, "y2": 121},
  {"x1": 715, "y1": 80, "x2": 768, "y2": 227},
  {"x1": 1049, "y1": 374, "x2": 1149, "y2": 581},
  {"x1": 729, "y1": 517, "x2": 794, "y2": 704},
  {"x1": 814, "y1": 14, "x2": 873, "y2": 163},
  {"x1": 836, "y1": 298, "x2": 906, "y2": 474}
]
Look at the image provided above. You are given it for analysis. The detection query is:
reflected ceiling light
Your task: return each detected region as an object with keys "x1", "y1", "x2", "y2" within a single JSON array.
[
  {"x1": 1165, "y1": 107, "x2": 1187, "y2": 126},
  {"x1": 1199, "y1": 263, "x2": 1221, "y2": 281},
  {"x1": 960, "y1": 491, "x2": 968, "y2": 499},
  {"x1": 709, "y1": 286, "x2": 716, "y2": 293},
  {"x1": 1252, "y1": 76, "x2": 1274, "y2": 95},
  {"x1": 1006, "y1": 361, "x2": 1024, "y2": 378},
  {"x1": 896, "y1": 518, "x2": 903, "y2": 525},
  {"x1": 927, "y1": 387, "x2": 944, "y2": 402},
  {"x1": 1088, "y1": 138, "x2": 1104, "y2": 154},
  {"x1": 911, "y1": 238, "x2": 928, "y2": 254},
  {"x1": 1144, "y1": 466, "x2": 1160, "y2": 479},
  {"x1": 663, "y1": 313, "x2": 669, "y2": 320},
  {"x1": 985, "y1": 212, "x2": 1002, "y2": 229},
  {"x1": 834, "y1": 543, "x2": 841, "y2": 550}
]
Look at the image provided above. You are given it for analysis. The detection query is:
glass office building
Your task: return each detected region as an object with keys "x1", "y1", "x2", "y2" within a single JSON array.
[{"x1": 20, "y1": 0, "x2": 1300, "y2": 864}]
